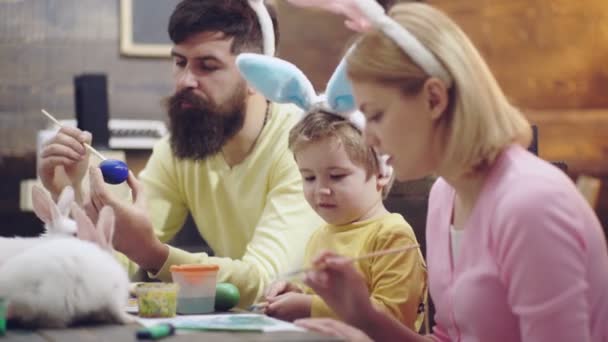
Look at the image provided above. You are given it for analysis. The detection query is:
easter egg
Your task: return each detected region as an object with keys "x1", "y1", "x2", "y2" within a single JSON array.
[
  {"x1": 99, "y1": 159, "x2": 129, "y2": 184},
  {"x1": 214, "y1": 283, "x2": 240, "y2": 311}
]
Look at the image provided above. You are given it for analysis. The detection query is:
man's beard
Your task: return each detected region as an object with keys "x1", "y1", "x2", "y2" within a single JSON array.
[{"x1": 164, "y1": 83, "x2": 247, "y2": 161}]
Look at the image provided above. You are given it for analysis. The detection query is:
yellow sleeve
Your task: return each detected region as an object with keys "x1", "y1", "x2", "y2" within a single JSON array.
[
  {"x1": 150, "y1": 148, "x2": 321, "y2": 308},
  {"x1": 138, "y1": 138, "x2": 189, "y2": 243},
  {"x1": 310, "y1": 294, "x2": 339, "y2": 319},
  {"x1": 368, "y1": 229, "x2": 428, "y2": 331},
  {"x1": 300, "y1": 227, "x2": 339, "y2": 318}
]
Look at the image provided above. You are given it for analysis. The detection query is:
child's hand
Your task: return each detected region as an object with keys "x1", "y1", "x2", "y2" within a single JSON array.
[
  {"x1": 265, "y1": 293, "x2": 312, "y2": 322},
  {"x1": 264, "y1": 280, "x2": 303, "y2": 300}
]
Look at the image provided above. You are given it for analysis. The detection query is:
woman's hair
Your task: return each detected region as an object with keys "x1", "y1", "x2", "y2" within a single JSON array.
[
  {"x1": 346, "y1": 3, "x2": 532, "y2": 176},
  {"x1": 289, "y1": 110, "x2": 394, "y2": 196}
]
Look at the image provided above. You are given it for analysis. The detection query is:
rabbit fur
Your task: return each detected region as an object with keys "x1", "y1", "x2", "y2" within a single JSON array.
[
  {"x1": 0, "y1": 185, "x2": 77, "y2": 267},
  {"x1": 0, "y1": 186, "x2": 131, "y2": 328}
]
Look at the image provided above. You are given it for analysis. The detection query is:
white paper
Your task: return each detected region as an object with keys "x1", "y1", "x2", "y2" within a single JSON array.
[{"x1": 135, "y1": 313, "x2": 305, "y2": 333}]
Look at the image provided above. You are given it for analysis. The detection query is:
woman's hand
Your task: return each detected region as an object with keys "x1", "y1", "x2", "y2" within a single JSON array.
[{"x1": 303, "y1": 251, "x2": 375, "y2": 327}]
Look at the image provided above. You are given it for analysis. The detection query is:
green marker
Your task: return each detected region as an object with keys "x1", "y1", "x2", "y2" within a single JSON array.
[
  {"x1": 136, "y1": 323, "x2": 175, "y2": 340},
  {"x1": 0, "y1": 298, "x2": 7, "y2": 336}
]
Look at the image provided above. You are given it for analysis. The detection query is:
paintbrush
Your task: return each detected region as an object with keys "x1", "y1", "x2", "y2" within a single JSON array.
[
  {"x1": 41, "y1": 109, "x2": 107, "y2": 161},
  {"x1": 248, "y1": 244, "x2": 421, "y2": 311},
  {"x1": 279, "y1": 243, "x2": 420, "y2": 279}
]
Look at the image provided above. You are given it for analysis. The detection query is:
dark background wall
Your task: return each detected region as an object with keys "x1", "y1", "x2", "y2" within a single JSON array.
[{"x1": 0, "y1": 0, "x2": 173, "y2": 157}]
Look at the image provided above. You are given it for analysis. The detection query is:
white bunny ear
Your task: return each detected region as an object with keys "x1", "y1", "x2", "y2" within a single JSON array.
[
  {"x1": 32, "y1": 184, "x2": 54, "y2": 226},
  {"x1": 72, "y1": 204, "x2": 97, "y2": 243},
  {"x1": 56, "y1": 186, "x2": 75, "y2": 217},
  {"x1": 347, "y1": 110, "x2": 367, "y2": 131},
  {"x1": 248, "y1": 0, "x2": 275, "y2": 56},
  {"x1": 288, "y1": 0, "x2": 452, "y2": 87},
  {"x1": 96, "y1": 206, "x2": 115, "y2": 251},
  {"x1": 237, "y1": 53, "x2": 318, "y2": 111},
  {"x1": 326, "y1": 57, "x2": 357, "y2": 114},
  {"x1": 72, "y1": 204, "x2": 115, "y2": 251}
]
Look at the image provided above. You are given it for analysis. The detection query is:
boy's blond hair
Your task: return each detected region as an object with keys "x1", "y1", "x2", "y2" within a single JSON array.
[
  {"x1": 346, "y1": 3, "x2": 532, "y2": 177},
  {"x1": 289, "y1": 110, "x2": 394, "y2": 197}
]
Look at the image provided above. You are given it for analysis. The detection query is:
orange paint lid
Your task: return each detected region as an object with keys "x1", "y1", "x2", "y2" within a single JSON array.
[{"x1": 170, "y1": 264, "x2": 219, "y2": 273}]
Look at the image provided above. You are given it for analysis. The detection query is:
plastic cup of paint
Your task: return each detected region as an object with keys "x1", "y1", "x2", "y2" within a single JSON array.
[
  {"x1": 0, "y1": 297, "x2": 7, "y2": 336},
  {"x1": 135, "y1": 283, "x2": 178, "y2": 318},
  {"x1": 170, "y1": 264, "x2": 219, "y2": 314}
]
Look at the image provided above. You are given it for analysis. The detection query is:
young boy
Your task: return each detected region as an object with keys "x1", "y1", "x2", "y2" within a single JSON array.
[{"x1": 262, "y1": 110, "x2": 428, "y2": 331}]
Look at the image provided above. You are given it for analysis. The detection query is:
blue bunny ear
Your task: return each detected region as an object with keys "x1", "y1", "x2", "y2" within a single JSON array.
[
  {"x1": 326, "y1": 57, "x2": 357, "y2": 113},
  {"x1": 236, "y1": 53, "x2": 317, "y2": 111}
]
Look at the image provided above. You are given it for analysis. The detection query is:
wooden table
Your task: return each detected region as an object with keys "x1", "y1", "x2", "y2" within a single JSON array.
[{"x1": 2, "y1": 324, "x2": 343, "y2": 341}]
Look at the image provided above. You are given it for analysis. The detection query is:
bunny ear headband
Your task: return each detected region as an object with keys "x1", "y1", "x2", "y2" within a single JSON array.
[
  {"x1": 236, "y1": 52, "x2": 393, "y2": 178},
  {"x1": 286, "y1": 0, "x2": 453, "y2": 87},
  {"x1": 248, "y1": 0, "x2": 275, "y2": 56}
]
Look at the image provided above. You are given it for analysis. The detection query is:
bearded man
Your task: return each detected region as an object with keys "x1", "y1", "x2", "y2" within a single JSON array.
[{"x1": 37, "y1": 0, "x2": 321, "y2": 307}]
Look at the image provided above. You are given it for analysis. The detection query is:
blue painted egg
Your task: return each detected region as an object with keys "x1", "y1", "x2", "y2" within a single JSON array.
[{"x1": 99, "y1": 159, "x2": 129, "y2": 184}]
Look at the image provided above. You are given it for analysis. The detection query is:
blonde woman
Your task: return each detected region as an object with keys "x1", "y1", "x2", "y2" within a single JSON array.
[{"x1": 287, "y1": 1, "x2": 608, "y2": 341}]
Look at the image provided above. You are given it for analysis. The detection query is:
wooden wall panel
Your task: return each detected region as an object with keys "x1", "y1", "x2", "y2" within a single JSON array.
[
  {"x1": 429, "y1": 0, "x2": 608, "y2": 109},
  {"x1": 275, "y1": 1, "x2": 354, "y2": 89},
  {"x1": 526, "y1": 109, "x2": 608, "y2": 176}
]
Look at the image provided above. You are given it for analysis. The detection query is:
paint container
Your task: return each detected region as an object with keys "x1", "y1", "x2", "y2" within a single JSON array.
[
  {"x1": 135, "y1": 283, "x2": 178, "y2": 318},
  {"x1": 170, "y1": 264, "x2": 219, "y2": 314}
]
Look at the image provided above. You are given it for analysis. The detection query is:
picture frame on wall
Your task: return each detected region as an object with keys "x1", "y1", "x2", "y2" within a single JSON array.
[{"x1": 119, "y1": 0, "x2": 180, "y2": 57}]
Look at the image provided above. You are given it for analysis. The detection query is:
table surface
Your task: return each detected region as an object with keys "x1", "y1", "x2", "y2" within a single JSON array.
[{"x1": 2, "y1": 323, "x2": 343, "y2": 341}]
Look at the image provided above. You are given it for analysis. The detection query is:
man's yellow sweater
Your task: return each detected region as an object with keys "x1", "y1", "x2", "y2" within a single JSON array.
[{"x1": 138, "y1": 103, "x2": 322, "y2": 306}]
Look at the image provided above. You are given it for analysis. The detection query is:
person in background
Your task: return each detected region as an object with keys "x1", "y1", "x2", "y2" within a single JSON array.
[
  {"x1": 37, "y1": 0, "x2": 322, "y2": 307},
  {"x1": 284, "y1": 1, "x2": 608, "y2": 341}
]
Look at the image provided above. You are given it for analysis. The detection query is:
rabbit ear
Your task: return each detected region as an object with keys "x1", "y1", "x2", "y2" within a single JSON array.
[
  {"x1": 347, "y1": 110, "x2": 367, "y2": 131},
  {"x1": 56, "y1": 186, "x2": 75, "y2": 217},
  {"x1": 72, "y1": 204, "x2": 97, "y2": 243},
  {"x1": 72, "y1": 204, "x2": 114, "y2": 251},
  {"x1": 247, "y1": 0, "x2": 275, "y2": 56},
  {"x1": 96, "y1": 206, "x2": 115, "y2": 251},
  {"x1": 286, "y1": 0, "x2": 372, "y2": 32},
  {"x1": 326, "y1": 57, "x2": 357, "y2": 114},
  {"x1": 236, "y1": 53, "x2": 318, "y2": 111},
  {"x1": 32, "y1": 185, "x2": 55, "y2": 226}
]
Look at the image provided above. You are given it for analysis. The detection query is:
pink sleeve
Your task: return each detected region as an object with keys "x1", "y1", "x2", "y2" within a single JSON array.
[{"x1": 494, "y1": 185, "x2": 591, "y2": 342}]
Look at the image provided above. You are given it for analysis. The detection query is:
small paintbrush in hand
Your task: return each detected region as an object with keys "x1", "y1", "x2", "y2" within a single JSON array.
[{"x1": 279, "y1": 243, "x2": 420, "y2": 280}]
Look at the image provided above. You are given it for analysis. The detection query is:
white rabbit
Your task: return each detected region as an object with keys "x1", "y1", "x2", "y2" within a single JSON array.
[
  {"x1": 0, "y1": 205, "x2": 132, "y2": 328},
  {"x1": 0, "y1": 185, "x2": 77, "y2": 267}
]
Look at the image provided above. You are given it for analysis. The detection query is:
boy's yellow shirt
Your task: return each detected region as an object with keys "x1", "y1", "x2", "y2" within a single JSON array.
[
  {"x1": 302, "y1": 213, "x2": 428, "y2": 331},
  {"x1": 128, "y1": 103, "x2": 322, "y2": 306}
]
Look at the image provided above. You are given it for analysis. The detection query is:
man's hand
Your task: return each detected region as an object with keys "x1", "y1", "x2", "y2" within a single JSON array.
[
  {"x1": 86, "y1": 166, "x2": 168, "y2": 272},
  {"x1": 38, "y1": 126, "x2": 92, "y2": 200},
  {"x1": 265, "y1": 292, "x2": 312, "y2": 322}
]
